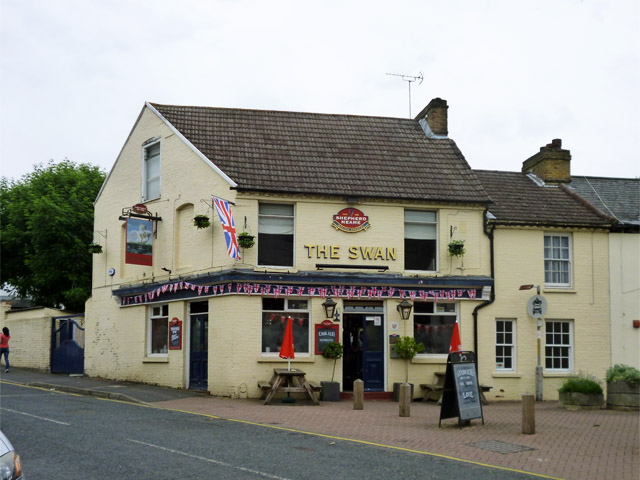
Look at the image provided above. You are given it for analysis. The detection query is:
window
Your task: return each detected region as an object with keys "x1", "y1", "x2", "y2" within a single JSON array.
[
  {"x1": 142, "y1": 141, "x2": 161, "y2": 201},
  {"x1": 413, "y1": 302, "x2": 456, "y2": 354},
  {"x1": 258, "y1": 203, "x2": 294, "y2": 267},
  {"x1": 261, "y1": 298, "x2": 309, "y2": 354},
  {"x1": 544, "y1": 234, "x2": 571, "y2": 286},
  {"x1": 148, "y1": 304, "x2": 168, "y2": 355},
  {"x1": 496, "y1": 319, "x2": 516, "y2": 371},
  {"x1": 545, "y1": 320, "x2": 572, "y2": 371},
  {"x1": 404, "y1": 210, "x2": 437, "y2": 271}
]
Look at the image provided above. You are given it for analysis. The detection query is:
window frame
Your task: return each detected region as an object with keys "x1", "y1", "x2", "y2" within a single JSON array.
[
  {"x1": 544, "y1": 233, "x2": 572, "y2": 288},
  {"x1": 413, "y1": 301, "x2": 458, "y2": 357},
  {"x1": 142, "y1": 139, "x2": 161, "y2": 202},
  {"x1": 261, "y1": 298, "x2": 310, "y2": 356},
  {"x1": 147, "y1": 304, "x2": 169, "y2": 356},
  {"x1": 404, "y1": 209, "x2": 438, "y2": 272},
  {"x1": 257, "y1": 202, "x2": 295, "y2": 268},
  {"x1": 544, "y1": 319, "x2": 573, "y2": 372},
  {"x1": 495, "y1": 319, "x2": 516, "y2": 371}
]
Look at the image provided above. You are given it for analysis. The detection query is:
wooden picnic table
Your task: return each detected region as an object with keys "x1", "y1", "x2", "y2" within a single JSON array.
[
  {"x1": 421, "y1": 371, "x2": 492, "y2": 405},
  {"x1": 260, "y1": 368, "x2": 320, "y2": 405}
]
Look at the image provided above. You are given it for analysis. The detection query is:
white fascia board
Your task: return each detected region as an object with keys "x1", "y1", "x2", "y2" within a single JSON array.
[{"x1": 145, "y1": 102, "x2": 237, "y2": 188}]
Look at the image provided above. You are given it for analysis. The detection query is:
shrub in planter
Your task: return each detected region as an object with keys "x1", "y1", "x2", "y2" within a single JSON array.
[
  {"x1": 605, "y1": 364, "x2": 640, "y2": 410},
  {"x1": 320, "y1": 341, "x2": 343, "y2": 402},
  {"x1": 558, "y1": 373, "x2": 604, "y2": 409},
  {"x1": 392, "y1": 336, "x2": 424, "y2": 401}
]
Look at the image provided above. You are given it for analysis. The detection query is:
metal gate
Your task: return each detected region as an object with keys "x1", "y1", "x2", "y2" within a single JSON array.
[{"x1": 51, "y1": 315, "x2": 85, "y2": 374}]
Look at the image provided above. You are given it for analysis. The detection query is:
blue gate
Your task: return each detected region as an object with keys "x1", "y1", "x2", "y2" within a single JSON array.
[{"x1": 51, "y1": 315, "x2": 85, "y2": 374}]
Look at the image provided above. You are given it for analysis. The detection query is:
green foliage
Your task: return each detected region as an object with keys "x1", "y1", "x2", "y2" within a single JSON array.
[
  {"x1": 193, "y1": 214, "x2": 210, "y2": 229},
  {"x1": 1, "y1": 160, "x2": 105, "y2": 312},
  {"x1": 237, "y1": 232, "x2": 255, "y2": 249},
  {"x1": 322, "y1": 341, "x2": 343, "y2": 382},
  {"x1": 558, "y1": 373, "x2": 603, "y2": 394},
  {"x1": 448, "y1": 240, "x2": 466, "y2": 257},
  {"x1": 394, "y1": 336, "x2": 425, "y2": 383},
  {"x1": 605, "y1": 364, "x2": 640, "y2": 386}
]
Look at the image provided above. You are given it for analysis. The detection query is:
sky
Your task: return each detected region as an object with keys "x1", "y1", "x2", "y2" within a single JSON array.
[{"x1": 0, "y1": 0, "x2": 638, "y2": 183}]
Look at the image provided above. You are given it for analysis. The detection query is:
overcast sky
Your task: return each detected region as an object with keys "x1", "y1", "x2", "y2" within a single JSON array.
[{"x1": 1, "y1": 0, "x2": 638, "y2": 183}]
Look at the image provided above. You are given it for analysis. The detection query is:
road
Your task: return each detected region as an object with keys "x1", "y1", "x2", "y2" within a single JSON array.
[{"x1": 0, "y1": 382, "x2": 539, "y2": 479}]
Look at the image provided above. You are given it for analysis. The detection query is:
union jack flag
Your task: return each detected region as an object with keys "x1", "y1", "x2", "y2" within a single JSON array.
[{"x1": 213, "y1": 197, "x2": 242, "y2": 261}]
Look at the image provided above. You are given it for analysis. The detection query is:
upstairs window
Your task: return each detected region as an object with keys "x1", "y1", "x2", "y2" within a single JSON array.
[
  {"x1": 544, "y1": 234, "x2": 571, "y2": 287},
  {"x1": 404, "y1": 210, "x2": 437, "y2": 271},
  {"x1": 142, "y1": 141, "x2": 161, "y2": 201},
  {"x1": 258, "y1": 203, "x2": 294, "y2": 267}
]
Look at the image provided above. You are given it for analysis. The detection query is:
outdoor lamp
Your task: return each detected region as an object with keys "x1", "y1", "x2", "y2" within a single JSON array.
[
  {"x1": 397, "y1": 298, "x2": 413, "y2": 320},
  {"x1": 322, "y1": 296, "x2": 337, "y2": 319}
]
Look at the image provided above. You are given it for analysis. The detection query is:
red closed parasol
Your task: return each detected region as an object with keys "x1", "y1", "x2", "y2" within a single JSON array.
[
  {"x1": 279, "y1": 316, "x2": 295, "y2": 370},
  {"x1": 449, "y1": 320, "x2": 462, "y2": 353}
]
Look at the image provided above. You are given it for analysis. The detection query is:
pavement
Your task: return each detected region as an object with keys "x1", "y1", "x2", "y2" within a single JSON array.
[{"x1": 1, "y1": 368, "x2": 638, "y2": 480}]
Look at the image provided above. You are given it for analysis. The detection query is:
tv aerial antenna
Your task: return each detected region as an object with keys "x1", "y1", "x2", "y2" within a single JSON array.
[{"x1": 386, "y1": 72, "x2": 423, "y2": 118}]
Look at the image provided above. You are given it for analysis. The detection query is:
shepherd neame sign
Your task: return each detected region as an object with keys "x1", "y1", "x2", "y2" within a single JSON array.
[{"x1": 332, "y1": 208, "x2": 370, "y2": 233}]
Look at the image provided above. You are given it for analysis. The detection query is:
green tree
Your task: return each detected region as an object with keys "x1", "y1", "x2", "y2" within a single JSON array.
[{"x1": 1, "y1": 160, "x2": 105, "y2": 311}]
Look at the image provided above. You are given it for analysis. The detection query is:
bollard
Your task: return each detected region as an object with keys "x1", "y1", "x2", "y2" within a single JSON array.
[
  {"x1": 353, "y1": 379, "x2": 364, "y2": 410},
  {"x1": 399, "y1": 382, "x2": 411, "y2": 417},
  {"x1": 522, "y1": 394, "x2": 535, "y2": 434}
]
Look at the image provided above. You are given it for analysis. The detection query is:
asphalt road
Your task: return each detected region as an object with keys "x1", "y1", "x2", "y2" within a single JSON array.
[{"x1": 0, "y1": 383, "x2": 538, "y2": 479}]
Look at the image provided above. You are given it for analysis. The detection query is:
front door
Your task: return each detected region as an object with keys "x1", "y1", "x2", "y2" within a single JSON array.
[
  {"x1": 342, "y1": 303, "x2": 384, "y2": 391},
  {"x1": 189, "y1": 302, "x2": 208, "y2": 390}
]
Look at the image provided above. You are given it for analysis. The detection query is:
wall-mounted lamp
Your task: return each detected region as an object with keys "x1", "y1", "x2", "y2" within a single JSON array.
[
  {"x1": 322, "y1": 296, "x2": 337, "y2": 320},
  {"x1": 396, "y1": 298, "x2": 413, "y2": 320},
  {"x1": 161, "y1": 267, "x2": 172, "y2": 274},
  {"x1": 519, "y1": 284, "x2": 540, "y2": 295}
]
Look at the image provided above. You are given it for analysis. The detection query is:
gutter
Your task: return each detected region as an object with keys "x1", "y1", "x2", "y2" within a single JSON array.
[{"x1": 473, "y1": 206, "x2": 496, "y2": 367}]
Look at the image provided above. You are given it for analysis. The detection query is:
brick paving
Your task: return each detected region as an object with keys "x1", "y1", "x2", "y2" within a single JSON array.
[{"x1": 155, "y1": 396, "x2": 639, "y2": 480}]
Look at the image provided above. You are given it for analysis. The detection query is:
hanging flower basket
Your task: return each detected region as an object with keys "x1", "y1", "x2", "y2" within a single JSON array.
[
  {"x1": 88, "y1": 243, "x2": 103, "y2": 254},
  {"x1": 237, "y1": 232, "x2": 255, "y2": 249},
  {"x1": 193, "y1": 215, "x2": 211, "y2": 229},
  {"x1": 448, "y1": 240, "x2": 466, "y2": 257}
]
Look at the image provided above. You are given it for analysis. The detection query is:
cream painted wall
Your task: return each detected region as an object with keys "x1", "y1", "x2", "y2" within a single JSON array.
[
  {"x1": 478, "y1": 228, "x2": 611, "y2": 401},
  {"x1": 610, "y1": 233, "x2": 640, "y2": 369}
]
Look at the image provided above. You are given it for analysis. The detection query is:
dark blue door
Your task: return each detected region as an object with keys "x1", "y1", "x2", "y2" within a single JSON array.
[
  {"x1": 363, "y1": 315, "x2": 384, "y2": 391},
  {"x1": 343, "y1": 313, "x2": 384, "y2": 391},
  {"x1": 189, "y1": 313, "x2": 208, "y2": 390}
]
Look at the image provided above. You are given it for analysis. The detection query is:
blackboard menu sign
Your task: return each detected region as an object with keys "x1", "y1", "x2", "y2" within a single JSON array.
[
  {"x1": 439, "y1": 351, "x2": 484, "y2": 427},
  {"x1": 315, "y1": 321, "x2": 339, "y2": 354},
  {"x1": 169, "y1": 317, "x2": 182, "y2": 350}
]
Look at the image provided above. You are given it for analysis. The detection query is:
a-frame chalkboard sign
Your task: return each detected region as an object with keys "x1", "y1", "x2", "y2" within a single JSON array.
[{"x1": 439, "y1": 351, "x2": 484, "y2": 428}]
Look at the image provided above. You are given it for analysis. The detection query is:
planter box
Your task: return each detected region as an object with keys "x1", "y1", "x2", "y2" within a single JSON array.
[
  {"x1": 559, "y1": 391, "x2": 604, "y2": 409},
  {"x1": 392, "y1": 382, "x2": 414, "y2": 402},
  {"x1": 320, "y1": 381, "x2": 341, "y2": 402},
  {"x1": 607, "y1": 381, "x2": 640, "y2": 410}
]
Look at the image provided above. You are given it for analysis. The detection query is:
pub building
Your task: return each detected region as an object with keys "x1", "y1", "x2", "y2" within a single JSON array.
[{"x1": 86, "y1": 97, "x2": 496, "y2": 399}]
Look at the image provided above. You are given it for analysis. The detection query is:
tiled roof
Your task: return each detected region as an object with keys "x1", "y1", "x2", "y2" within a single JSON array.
[
  {"x1": 569, "y1": 176, "x2": 640, "y2": 226},
  {"x1": 474, "y1": 170, "x2": 612, "y2": 227},
  {"x1": 150, "y1": 103, "x2": 490, "y2": 204}
]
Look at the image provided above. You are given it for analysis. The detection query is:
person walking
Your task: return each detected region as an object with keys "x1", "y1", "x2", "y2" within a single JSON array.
[{"x1": 0, "y1": 327, "x2": 10, "y2": 373}]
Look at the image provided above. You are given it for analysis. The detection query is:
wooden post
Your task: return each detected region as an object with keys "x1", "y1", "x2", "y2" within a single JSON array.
[
  {"x1": 353, "y1": 379, "x2": 364, "y2": 410},
  {"x1": 522, "y1": 394, "x2": 535, "y2": 434},
  {"x1": 399, "y1": 382, "x2": 411, "y2": 417}
]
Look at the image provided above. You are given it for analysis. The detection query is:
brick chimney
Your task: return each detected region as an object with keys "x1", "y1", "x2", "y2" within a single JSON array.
[
  {"x1": 416, "y1": 98, "x2": 448, "y2": 138},
  {"x1": 522, "y1": 139, "x2": 571, "y2": 184}
]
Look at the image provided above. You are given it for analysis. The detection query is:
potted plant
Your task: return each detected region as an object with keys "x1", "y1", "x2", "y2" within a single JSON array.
[
  {"x1": 448, "y1": 240, "x2": 465, "y2": 257},
  {"x1": 320, "y1": 341, "x2": 343, "y2": 402},
  {"x1": 237, "y1": 232, "x2": 255, "y2": 249},
  {"x1": 392, "y1": 336, "x2": 425, "y2": 401},
  {"x1": 605, "y1": 364, "x2": 639, "y2": 410},
  {"x1": 88, "y1": 243, "x2": 103, "y2": 254},
  {"x1": 558, "y1": 373, "x2": 604, "y2": 409},
  {"x1": 193, "y1": 215, "x2": 211, "y2": 229}
]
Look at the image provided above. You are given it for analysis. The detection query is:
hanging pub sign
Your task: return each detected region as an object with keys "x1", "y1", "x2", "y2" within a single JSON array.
[
  {"x1": 125, "y1": 218, "x2": 153, "y2": 266},
  {"x1": 439, "y1": 351, "x2": 484, "y2": 428},
  {"x1": 169, "y1": 317, "x2": 182, "y2": 350},
  {"x1": 332, "y1": 208, "x2": 371, "y2": 233}
]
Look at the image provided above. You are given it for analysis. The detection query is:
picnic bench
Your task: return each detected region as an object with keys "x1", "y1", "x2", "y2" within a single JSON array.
[
  {"x1": 258, "y1": 368, "x2": 320, "y2": 405},
  {"x1": 421, "y1": 372, "x2": 492, "y2": 405}
]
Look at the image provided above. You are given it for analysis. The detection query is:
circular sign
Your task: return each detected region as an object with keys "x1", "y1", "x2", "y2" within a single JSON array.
[
  {"x1": 108, "y1": 268, "x2": 116, "y2": 276},
  {"x1": 390, "y1": 321, "x2": 399, "y2": 332},
  {"x1": 527, "y1": 295, "x2": 548, "y2": 318},
  {"x1": 331, "y1": 208, "x2": 371, "y2": 233}
]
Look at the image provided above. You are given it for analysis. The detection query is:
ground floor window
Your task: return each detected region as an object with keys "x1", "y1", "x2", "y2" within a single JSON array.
[
  {"x1": 262, "y1": 298, "x2": 309, "y2": 354},
  {"x1": 545, "y1": 320, "x2": 572, "y2": 371},
  {"x1": 496, "y1": 319, "x2": 516, "y2": 370},
  {"x1": 148, "y1": 304, "x2": 169, "y2": 355},
  {"x1": 413, "y1": 302, "x2": 457, "y2": 354}
]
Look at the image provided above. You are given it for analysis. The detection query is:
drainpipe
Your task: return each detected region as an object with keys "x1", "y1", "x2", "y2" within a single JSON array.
[{"x1": 473, "y1": 206, "x2": 496, "y2": 365}]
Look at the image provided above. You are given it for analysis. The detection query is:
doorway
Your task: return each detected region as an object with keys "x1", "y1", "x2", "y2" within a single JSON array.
[
  {"x1": 189, "y1": 301, "x2": 208, "y2": 390},
  {"x1": 342, "y1": 303, "x2": 384, "y2": 392}
]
